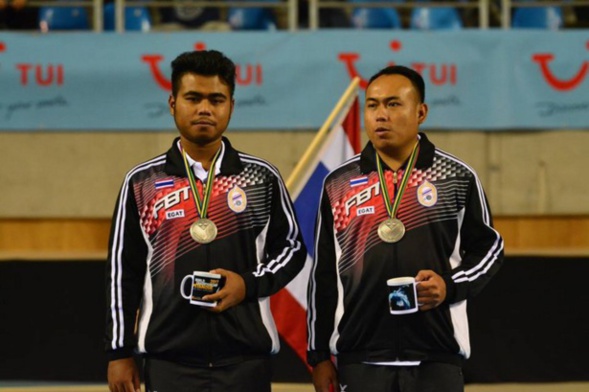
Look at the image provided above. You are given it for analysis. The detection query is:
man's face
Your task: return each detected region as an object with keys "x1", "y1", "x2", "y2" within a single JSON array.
[
  {"x1": 169, "y1": 73, "x2": 234, "y2": 146},
  {"x1": 364, "y1": 74, "x2": 427, "y2": 155}
]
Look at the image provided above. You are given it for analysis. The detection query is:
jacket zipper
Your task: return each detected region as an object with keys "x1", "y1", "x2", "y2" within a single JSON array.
[
  {"x1": 392, "y1": 169, "x2": 401, "y2": 360},
  {"x1": 204, "y1": 175, "x2": 214, "y2": 368}
]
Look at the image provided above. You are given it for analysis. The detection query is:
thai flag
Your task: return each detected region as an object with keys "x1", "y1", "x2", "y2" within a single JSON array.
[
  {"x1": 350, "y1": 176, "x2": 368, "y2": 187},
  {"x1": 155, "y1": 179, "x2": 174, "y2": 189},
  {"x1": 270, "y1": 79, "x2": 361, "y2": 368}
]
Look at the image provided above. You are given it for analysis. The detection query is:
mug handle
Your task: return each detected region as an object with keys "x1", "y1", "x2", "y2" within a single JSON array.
[{"x1": 180, "y1": 274, "x2": 193, "y2": 299}]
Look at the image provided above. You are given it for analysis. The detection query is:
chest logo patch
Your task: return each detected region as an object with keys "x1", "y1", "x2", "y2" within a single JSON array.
[
  {"x1": 228, "y1": 186, "x2": 247, "y2": 213},
  {"x1": 166, "y1": 209, "x2": 185, "y2": 220},
  {"x1": 417, "y1": 181, "x2": 437, "y2": 207},
  {"x1": 356, "y1": 206, "x2": 375, "y2": 216}
]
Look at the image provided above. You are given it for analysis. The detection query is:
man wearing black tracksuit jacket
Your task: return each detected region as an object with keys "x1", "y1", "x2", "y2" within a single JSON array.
[
  {"x1": 105, "y1": 50, "x2": 306, "y2": 392},
  {"x1": 307, "y1": 66, "x2": 504, "y2": 392}
]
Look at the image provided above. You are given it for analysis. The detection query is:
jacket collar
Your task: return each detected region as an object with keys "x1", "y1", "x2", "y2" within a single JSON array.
[
  {"x1": 359, "y1": 132, "x2": 435, "y2": 173},
  {"x1": 165, "y1": 136, "x2": 244, "y2": 177}
]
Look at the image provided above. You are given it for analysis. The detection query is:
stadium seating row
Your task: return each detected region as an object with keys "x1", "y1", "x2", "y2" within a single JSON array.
[
  {"x1": 38, "y1": 3, "x2": 284, "y2": 31},
  {"x1": 37, "y1": 0, "x2": 566, "y2": 32}
]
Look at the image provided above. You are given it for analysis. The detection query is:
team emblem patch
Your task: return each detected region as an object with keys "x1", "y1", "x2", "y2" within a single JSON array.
[
  {"x1": 417, "y1": 181, "x2": 437, "y2": 207},
  {"x1": 227, "y1": 186, "x2": 247, "y2": 213}
]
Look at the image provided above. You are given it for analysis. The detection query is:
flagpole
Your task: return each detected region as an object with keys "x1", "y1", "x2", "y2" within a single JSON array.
[{"x1": 287, "y1": 77, "x2": 360, "y2": 191}]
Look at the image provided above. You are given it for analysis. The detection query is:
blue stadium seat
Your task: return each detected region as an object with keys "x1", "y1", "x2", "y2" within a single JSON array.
[
  {"x1": 512, "y1": 6, "x2": 563, "y2": 30},
  {"x1": 350, "y1": 0, "x2": 403, "y2": 29},
  {"x1": 38, "y1": 5, "x2": 90, "y2": 31},
  {"x1": 227, "y1": 0, "x2": 278, "y2": 30},
  {"x1": 410, "y1": 7, "x2": 463, "y2": 30},
  {"x1": 104, "y1": 3, "x2": 152, "y2": 32}
]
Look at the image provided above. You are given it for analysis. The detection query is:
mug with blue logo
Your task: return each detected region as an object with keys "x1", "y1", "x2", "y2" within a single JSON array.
[{"x1": 387, "y1": 277, "x2": 418, "y2": 315}]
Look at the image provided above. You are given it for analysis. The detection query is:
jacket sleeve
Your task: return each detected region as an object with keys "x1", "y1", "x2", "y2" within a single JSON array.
[
  {"x1": 306, "y1": 186, "x2": 338, "y2": 367},
  {"x1": 442, "y1": 174, "x2": 504, "y2": 304},
  {"x1": 104, "y1": 177, "x2": 148, "y2": 361},
  {"x1": 240, "y1": 171, "x2": 307, "y2": 299}
]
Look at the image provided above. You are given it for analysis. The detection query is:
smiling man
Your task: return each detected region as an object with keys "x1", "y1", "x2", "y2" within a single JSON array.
[
  {"x1": 105, "y1": 50, "x2": 306, "y2": 392},
  {"x1": 307, "y1": 65, "x2": 504, "y2": 392}
]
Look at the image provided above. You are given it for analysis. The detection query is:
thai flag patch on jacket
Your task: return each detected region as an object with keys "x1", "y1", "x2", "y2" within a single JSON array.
[
  {"x1": 155, "y1": 179, "x2": 174, "y2": 189},
  {"x1": 350, "y1": 176, "x2": 368, "y2": 187}
]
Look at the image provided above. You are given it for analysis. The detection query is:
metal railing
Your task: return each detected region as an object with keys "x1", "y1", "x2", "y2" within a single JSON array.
[
  {"x1": 309, "y1": 0, "x2": 490, "y2": 29},
  {"x1": 28, "y1": 0, "x2": 103, "y2": 32},
  {"x1": 25, "y1": 0, "x2": 298, "y2": 32},
  {"x1": 14, "y1": 0, "x2": 589, "y2": 32},
  {"x1": 114, "y1": 0, "x2": 298, "y2": 32},
  {"x1": 500, "y1": 0, "x2": 589, "y2": 28}
]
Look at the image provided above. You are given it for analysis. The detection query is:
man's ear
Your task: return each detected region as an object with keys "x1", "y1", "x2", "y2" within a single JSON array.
[
  {"x1": 418, "y1": 103, "x2": 429, "y2": 125},
  {"x1": 228, "y1": 98, "x2": 235, "y2": 121},
  {"x1": 168, "y1": 95, "x2": 175, "y2": 115}
]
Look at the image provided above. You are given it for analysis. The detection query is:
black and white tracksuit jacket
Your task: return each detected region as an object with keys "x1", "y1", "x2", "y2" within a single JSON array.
[
  {"x1": 307, "y1": 133, "x2": 504, "y2": 367},
  {"x1": 105, "y1": 136, "x2": 306, "y2": 367}
]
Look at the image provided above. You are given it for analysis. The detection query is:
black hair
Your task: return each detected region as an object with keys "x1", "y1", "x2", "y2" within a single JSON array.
[
  {"x1": 366, "y1": 65, "x2": 426, "y2": 103},
  {"x1": 170, "y1": 50, "x2": 236, "y2": 98}
]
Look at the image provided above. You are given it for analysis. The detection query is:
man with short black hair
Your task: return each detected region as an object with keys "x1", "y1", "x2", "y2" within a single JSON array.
[
  {"x1": 307, "y1": 65, "x2": 504, "y2": 392},
  {"x1": 106, "y1": 49, "x2": 306, "y2": 392}
]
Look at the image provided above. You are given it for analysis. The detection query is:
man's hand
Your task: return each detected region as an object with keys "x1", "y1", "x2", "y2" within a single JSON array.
[
  {"x1": 415, "y1": 269, "x2": 447, "y2": 311},
  {"x1": 107, "y1": 357, "x2": 141, "y2": 392},
  {"x1": 312, "y1": 360, "x2": 339, "y2": 392},
  {"x1": 203, "y1": 268, "x2": 246, "y2": 312}
]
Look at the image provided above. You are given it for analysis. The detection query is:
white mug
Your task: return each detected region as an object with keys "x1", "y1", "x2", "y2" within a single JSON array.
[
  {"x1": 387, "y1": 276, "x2": 419, "y2": 315},
  {"x1": 181, "y1": 271, "x2": 222, "y2": 307}
]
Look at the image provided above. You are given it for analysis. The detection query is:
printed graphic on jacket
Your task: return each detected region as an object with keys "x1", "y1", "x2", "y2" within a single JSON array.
[
  {"x1": 134, "y1": 167, "x2": 272, "y2": 280},
  {"x1": 328, "y1": 154, "x2": 470, "y2": 277}
]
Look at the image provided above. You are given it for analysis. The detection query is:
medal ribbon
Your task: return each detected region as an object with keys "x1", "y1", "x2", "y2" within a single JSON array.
[
  {"x1": 376, "y1": 141, "x2": 420, "y2": 219},
  {"x1": 182, "y1": 147, "x2": 221, "y2": 219}
]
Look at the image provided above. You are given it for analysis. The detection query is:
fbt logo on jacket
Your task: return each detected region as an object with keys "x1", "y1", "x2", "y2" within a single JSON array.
[{"x1": 344, "y1": 182, "x2": 380, "y2": 217}]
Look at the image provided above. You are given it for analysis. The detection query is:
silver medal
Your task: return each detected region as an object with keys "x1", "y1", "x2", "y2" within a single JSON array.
[
  {"x1": 190, "y1": 218, "x2": 218, "y2": 244},
  {"x1": 377, "y1": 218, "x2": 405, "y2": 243}
]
